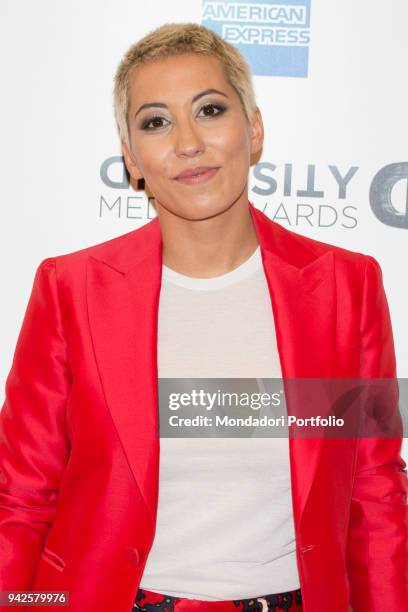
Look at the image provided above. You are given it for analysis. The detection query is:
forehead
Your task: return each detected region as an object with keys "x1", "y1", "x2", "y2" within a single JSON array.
[{"x1": 128, "y1": 54, "x2": 234, "y2": 107}]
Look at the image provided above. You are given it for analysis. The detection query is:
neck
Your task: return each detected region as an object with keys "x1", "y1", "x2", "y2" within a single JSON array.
[{"x1": 156, "y1": 196, "x2": 258, "y2": 278}]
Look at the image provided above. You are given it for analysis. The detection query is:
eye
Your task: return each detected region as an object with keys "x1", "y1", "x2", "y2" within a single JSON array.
[
  {"x1": 198, "y1": 103, "x2": 226, "y2": 118},
  {"x1": 140, "y1": 115, "x2": 170, "y2": 130}
]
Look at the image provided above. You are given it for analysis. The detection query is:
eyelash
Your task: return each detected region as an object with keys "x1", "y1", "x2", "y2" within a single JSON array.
[{"x1": 140, "y1": 103, "x2": 227, "y2": 131}]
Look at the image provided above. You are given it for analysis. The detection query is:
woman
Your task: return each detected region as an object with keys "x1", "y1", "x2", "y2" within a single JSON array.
[{"x1": 0, "y1": 22, "x2": 407, "y2": 612}]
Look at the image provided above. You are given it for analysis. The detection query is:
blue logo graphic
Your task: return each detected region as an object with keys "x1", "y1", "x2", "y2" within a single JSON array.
[{"x1": 201, "y1": 0, "x2": 311, "y2": 77}]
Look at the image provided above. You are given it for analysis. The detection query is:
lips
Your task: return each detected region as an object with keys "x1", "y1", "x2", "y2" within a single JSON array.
[
  {"x1": 173, "y1": 166, "x2": 220, "y2": 185},
  {"x1": 174, "y1": 166, "x2": 219, "y2": 179}
]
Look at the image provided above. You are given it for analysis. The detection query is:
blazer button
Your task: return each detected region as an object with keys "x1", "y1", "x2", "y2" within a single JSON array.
[{"x1": 126, "y1": 547, "x2": 141, "y2": 567}]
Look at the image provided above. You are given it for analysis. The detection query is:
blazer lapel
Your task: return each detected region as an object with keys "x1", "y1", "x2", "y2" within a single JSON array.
[
  {"x1": 86, "y1": 221, "x2": 163, "y2": 534},
  {"x1": 249, "y1": 203, "x2": 336, "y2": 526},
  {"x1": 258, "y1": 266, "x2": 335, "y2": 525},
  {"x1": 86, "y1": 201, "x2": 336, "y2": 534}
]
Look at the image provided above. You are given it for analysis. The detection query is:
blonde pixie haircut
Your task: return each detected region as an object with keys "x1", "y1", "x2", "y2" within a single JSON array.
[{"x1": 114, "y1": 22, "x2": 257, "y2": 150}]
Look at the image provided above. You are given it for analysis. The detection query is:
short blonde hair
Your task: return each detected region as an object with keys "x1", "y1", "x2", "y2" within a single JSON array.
[{"x1": 113, "y1": 22, "x2": 257, "y2": 149}]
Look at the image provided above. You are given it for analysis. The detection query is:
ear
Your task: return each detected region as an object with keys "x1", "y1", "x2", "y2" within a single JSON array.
[
  {"x1": 121, "y1": 139, "x2": 144, "y2": 181},
  {"x1": 249, "y1": 107, "x2": 264, "y2": 157}
]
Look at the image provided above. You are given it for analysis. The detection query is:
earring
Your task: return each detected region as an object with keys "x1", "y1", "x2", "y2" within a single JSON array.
[{"x1": 137, "y1": 178, "x2": 145, "y2": 190}]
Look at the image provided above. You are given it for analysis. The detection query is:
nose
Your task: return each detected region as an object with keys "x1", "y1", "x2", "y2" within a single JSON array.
[{"x1": 173, "y1": 117, "x2": 204, "y2": 158}]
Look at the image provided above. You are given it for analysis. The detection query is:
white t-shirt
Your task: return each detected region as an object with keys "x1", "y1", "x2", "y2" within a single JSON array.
[{"x1": 139, "y1": 245, "x2": 300, "y2": 600}]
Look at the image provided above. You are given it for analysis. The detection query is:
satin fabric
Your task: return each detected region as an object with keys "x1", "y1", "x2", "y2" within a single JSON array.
[{"x1": 0, "y1": 201, "x2": 407, "y2": 612}]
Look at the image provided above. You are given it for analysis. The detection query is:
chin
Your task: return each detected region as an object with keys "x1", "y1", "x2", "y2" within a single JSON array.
[
  {"x1": 156, "y1": 196, "x2": 227, "y2": 221},
  {"x1": 178, "y1": 201, "x2": 232, "y2": 221}
]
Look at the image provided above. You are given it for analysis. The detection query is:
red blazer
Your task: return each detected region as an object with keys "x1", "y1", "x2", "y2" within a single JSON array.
[{"x1": 0, "y1": 201, "x2": 407, "y2": 612}]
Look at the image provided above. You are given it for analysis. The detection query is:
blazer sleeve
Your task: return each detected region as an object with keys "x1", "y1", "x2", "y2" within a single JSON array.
[
  {"x1": 346, "y1": 255, "x2": 408, "y2": 611},
  {"x1": 0, "y1": 258, "x2": 72, "y2": 589}
]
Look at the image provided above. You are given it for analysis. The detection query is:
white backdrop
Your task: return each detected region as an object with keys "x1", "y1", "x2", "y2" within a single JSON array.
[{"x1": 1, "y1": 0, "x2": 407, "y2": 459}]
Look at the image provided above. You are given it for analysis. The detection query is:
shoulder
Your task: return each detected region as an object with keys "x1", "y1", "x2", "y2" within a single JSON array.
[
  {"x1": 37, "y1": 218, "x2": 158, "y2": 281},
  {"x1": 263, "y1": 214, "x2": 374, "y2": 280}
]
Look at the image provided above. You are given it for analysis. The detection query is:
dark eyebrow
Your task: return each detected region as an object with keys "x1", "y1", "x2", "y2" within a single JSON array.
[{"x1": 134, "y1": 88, "x2": 229, "y2": 118}]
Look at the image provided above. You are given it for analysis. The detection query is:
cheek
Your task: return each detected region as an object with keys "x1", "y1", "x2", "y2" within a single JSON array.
[
  {"x1": 211, "y1": 124, "x2": 250, "y2": 164},
  {"x1": 137, "y1": 141, "x2": 171, "y2": 180}
]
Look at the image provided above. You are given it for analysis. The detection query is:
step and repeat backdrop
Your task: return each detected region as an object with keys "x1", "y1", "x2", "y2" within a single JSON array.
[{"x1": 1, "y1": 1, "x2": 407, "y2": 457}]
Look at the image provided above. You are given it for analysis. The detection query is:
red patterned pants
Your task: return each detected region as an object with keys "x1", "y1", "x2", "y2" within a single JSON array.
[{"x1": 133, "y1": 586, "x2": 303, "y2": 611}]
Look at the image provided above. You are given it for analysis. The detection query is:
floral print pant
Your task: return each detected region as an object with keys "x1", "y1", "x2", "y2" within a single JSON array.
[{"x1": 133, "y1": 586, "x2": 303, "y2": 611}]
